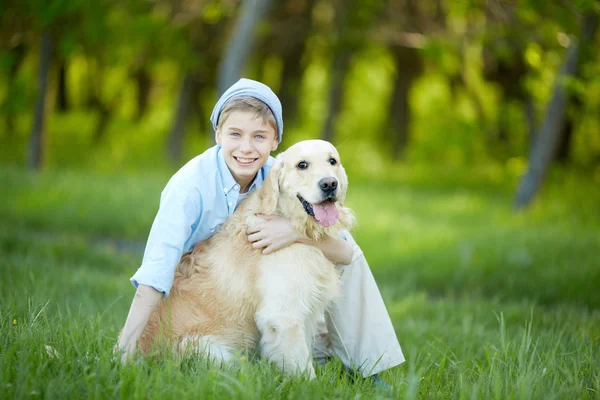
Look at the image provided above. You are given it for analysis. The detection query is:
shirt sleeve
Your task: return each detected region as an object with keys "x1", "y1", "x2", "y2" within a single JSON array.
[{"x1": 130, "y1": 183, "x2": 201, "y2": 298}]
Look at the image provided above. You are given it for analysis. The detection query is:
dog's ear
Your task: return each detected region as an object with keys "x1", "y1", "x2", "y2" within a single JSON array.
[
  {"x1": 260, "y1": 156, "x2": 284, "y2": 215},
  {"x1": 335, "y1": 162, "x2": 354, "y2": 231},
  {"x1": 337, "y1": 205, "x2": 356, "y2": 232},
  {"x1": 338, "y1": 163, "x2": 349, "y2": 204}
]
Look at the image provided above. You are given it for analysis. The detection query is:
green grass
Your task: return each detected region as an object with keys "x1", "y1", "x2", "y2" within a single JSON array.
[{"x1": 1, "y1": 165, "x2": 599, "y2": 399}]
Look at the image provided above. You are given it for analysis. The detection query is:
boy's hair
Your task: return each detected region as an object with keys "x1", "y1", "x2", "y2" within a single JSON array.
[{"x1": 218, "y1": 96, "x2": 278, "y2": 140}]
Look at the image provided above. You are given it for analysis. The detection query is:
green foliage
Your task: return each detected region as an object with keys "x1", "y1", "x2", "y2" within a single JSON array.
[{"x1": 1, "y1": 0, "x2": 599, "y2": 170}]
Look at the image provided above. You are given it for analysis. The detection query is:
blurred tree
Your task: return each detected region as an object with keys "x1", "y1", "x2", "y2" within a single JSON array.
[
  {"x1": 217, "y1": 0, "x2": 274, "y2": 95},
  {"x1": 555, "y1": 89, "x2": 580, "y2": 164},
  {"x1": 482, "y1": 1, "x2": 534, "y2": 151},
  {"x1": 479, "y1": 0, "x2": 594, "y2": 163},
  {"x1": 56, "y1": 58, "x2": 69, "y2": 113},
  {"x1": 448, "y1": 21, "x2": 487, "y2": 132},
  {"x1": 279, "y1": 0, "x2": 317, "y2": 123},
  {"x1": 168, "y1": 1, "x2": 235, "y2": 162},
  {"x1": 259, "y1": 0, "x2": 317, "y2": 123},
  {"x1": 555, "y1": 13, "x2": 599, "y2": 164},
  {"x1": 515, "y1": 10, "x2": 599, "y2": 209},
  {"x1": 321, "y1": 0, "x2": 383, "y2": 143},
  {"x1": 29, "y1": 29, "x2": 52, "y2": 169},
  {"x1": 2, "y1": 40, "x2": 27, "y2": 136},
  {"x1": 321, "y1": 0, "x2": 351, "y2": 143},
  {"x1": 382, "y1": 0, "x2": 430, "y2": 159},
  {"x1": 88, "y1": 67, "x2": 115, "y2": 144},
  {"x1": 0, "y1": 2, "x2": 31, "y2": 137},
  {"x1": 131, "y1": 53, "x2": 152, "y2": 121},
  {"x1": 388, "y1": 45, "x2": 422, "y2": 159},
  {"x1": 7, "y1": 0, "x2": 90, "y2": 168},
  {"x1": 170, "y1": 72, "x2": 194, "y2": 162},
  {"x1": 1, "y1": 0, "x2": 598, "y2": 173},
  {"x1": 126, "y1": 0, "x2": 155, "y2": 121}
]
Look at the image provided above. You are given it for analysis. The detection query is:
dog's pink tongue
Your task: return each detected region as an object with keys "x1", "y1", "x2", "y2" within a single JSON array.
[{"x1": 313, "y1": 202, "x2": 339, "y2": 227}]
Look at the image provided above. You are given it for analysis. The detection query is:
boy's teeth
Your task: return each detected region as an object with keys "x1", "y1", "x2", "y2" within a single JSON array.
[{"x1": 237, "y1": 157, "x2": 254, "y2": 163}]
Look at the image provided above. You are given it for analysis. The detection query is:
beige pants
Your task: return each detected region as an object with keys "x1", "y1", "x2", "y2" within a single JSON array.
[{"x1": 314, "y1": 233, "x2": 405, "y2": 377}]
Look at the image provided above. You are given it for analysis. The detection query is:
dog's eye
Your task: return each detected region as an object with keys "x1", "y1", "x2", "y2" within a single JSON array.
[
  {"x1": 329, "y1": 158, "x2": 337, "y2": 166},
  {"x1": 297, "y1": 161, "x2": 308, "y2": 170}
]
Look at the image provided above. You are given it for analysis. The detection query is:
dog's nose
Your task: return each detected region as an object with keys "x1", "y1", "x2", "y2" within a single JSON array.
[{"x1": 319, "y1": 177, "x2": 338, "y2": 193}]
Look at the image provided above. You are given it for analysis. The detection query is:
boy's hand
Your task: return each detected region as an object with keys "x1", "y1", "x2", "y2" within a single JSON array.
[
  {"x1": 115, "y1": 285, "x2": 162, "y2": 365},
  {"x1": 247, "y1": 214, "x2": 301, "y2": 254}
]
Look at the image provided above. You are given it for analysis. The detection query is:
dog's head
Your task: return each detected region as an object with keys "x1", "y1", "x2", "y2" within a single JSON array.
[{"x1": 259, "y1": 140, "x2": 355, "y2": 239}]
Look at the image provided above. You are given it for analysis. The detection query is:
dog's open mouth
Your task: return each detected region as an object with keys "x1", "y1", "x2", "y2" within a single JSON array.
[{"x1": 297, "y1": 195, "x2": 339, "y2": 227}]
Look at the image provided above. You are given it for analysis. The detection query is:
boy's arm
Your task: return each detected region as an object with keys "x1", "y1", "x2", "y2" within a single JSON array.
[
  {"x1": 247, "y1": 215, "x2": 354, "y2": 265},
  {"x1": 296, "y1": 235, "x2": 353, "y2": 265},
  {"x1": 116, "y1": 284, "x2": 162, "y2": 362},
  {"x1": 117, "y1": 184, "x2": 201, "y2": 360}
]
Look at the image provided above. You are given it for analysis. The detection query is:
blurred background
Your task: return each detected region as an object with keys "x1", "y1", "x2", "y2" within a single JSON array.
[
  {"x1": 1, "y1": 0, "x2": 599, "y2": 199},
  {"x1": 1, "y1": 3, "x2": 600, "y2": 396}
]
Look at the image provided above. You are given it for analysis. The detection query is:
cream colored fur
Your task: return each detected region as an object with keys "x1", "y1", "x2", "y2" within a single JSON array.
[{"x1": 138, "y1": 140, "x2": 355, "y2": 378}]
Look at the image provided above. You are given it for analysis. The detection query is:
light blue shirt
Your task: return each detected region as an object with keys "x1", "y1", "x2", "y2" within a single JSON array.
[{"x1": 131, "y1": 145, "x2": 275, "y2": 297}]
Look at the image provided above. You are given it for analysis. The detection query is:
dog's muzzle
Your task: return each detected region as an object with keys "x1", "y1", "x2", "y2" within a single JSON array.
[{"x1": 318, "y1": 177, "x2": 338, "y2": 196}]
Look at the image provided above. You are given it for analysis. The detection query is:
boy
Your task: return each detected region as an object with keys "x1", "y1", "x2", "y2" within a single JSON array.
[{"x1": 116, "y1": 78, "x2": 404, "y2": 385}]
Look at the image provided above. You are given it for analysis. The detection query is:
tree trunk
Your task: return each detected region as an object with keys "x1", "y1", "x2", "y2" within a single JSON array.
[
  {"x1": 134, "y1": 67, "x2": 152, "y2": 120},
  {"x1": 277, "y1": 0, "x2": 316, "y2": 124},
  {"x1": 388, "y1": 46, "x2": 422, "y2": 159},
  {"x1": 555, "y1": 13, "x2": 599, "y2": 164},
  {"x1": 321, "y1": 0, "x2": 352, "y2": 144},
  {"x1": 57, "y1": 60, "x2": 69, "y2": 112},
  {"x1": 555, "y1": 119, "x2": 574, "y2": 164},
  {"x1": 515, "y1": 12, "x2": 598, "y2": 209},
  {"x1": 217, "y1": 0, "x2": 273, "y2": 96},
  {"x1": 278, "y1": 45, "x2": 304, "y2": 124},
  {"x1": 525, "y1": 98, "x2": 536, "y2": 148},
  {"x1": 92, "y1": 98, "x2": 111, "y2": 143},
  {"x1": 492, "y1": 57, "x2": 527, "y2": 146},
  {"x1": 28, "y1": 30, "x2": 52, "y2": 170},
  {"x1": 555, "y1": 94, "x2": 583, "y2": 164},
  {"x1": 5, "y1": 43, "x2": 27, "y2": 136},
  {"x1": 184, "y1": 72, "x2": 212, "y2": 137},
  {"x1": 87, "y1": 65, "x2": 113, "y2": 144},
  {"x1": 514, "y1": 46, "x2": 580, "y2": 209},
  {"x1": 321, "y1": 48, "x2": 351, "y2": 143},
  {"x1": 388, "y1": 71, "x2": 410, "y2": 160},
  {"x1": 169, "y1": 72, "x2": 193, "y2": 163}
]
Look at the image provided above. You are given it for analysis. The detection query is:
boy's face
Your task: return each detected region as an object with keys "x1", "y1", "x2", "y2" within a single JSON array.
[{"x1": 216, "y1": 110, "x2": 278, "y2": 191}]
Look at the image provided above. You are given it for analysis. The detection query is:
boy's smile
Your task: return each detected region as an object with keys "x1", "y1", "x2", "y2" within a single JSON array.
[
  {"x1": 216, "y1": 110, "x2": 278, "y2": 193},
  {"x1": 233, "y1": 156, "x2": 258, "y2": 166}
]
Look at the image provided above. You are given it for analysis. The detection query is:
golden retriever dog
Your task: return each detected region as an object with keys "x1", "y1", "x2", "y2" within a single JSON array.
[{"x1": 138, "y1": 140, "x2": 354, "y2": 378}]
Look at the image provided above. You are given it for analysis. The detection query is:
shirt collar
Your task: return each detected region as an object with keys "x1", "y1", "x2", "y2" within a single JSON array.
[{"x1": 216, "y1": 146, "x2": 266, "y2": 194}]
